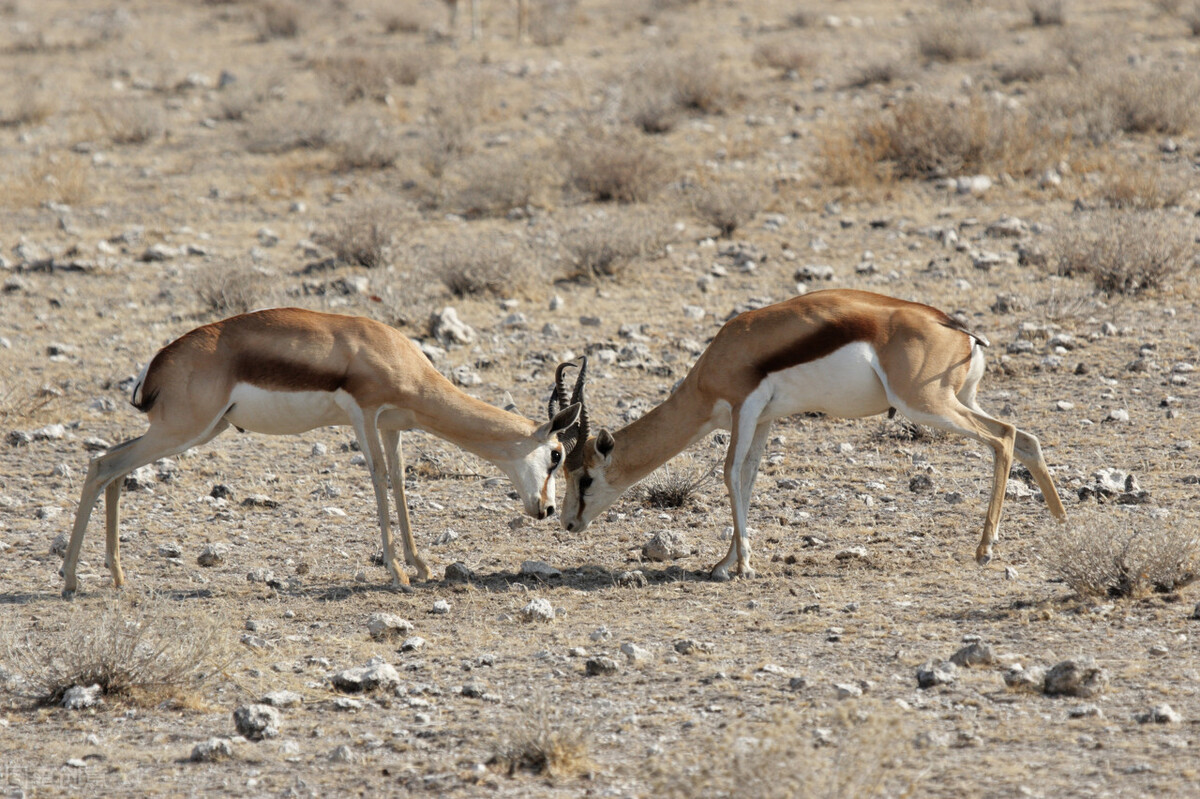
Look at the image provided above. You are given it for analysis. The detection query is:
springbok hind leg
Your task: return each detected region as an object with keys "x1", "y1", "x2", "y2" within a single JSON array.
[
  {"x1": 383, "y1": 429, "x2": 431, "y2": 581},
  {"x1": 1013, "y1": 428, "x2": 1067, "y2": 522}
]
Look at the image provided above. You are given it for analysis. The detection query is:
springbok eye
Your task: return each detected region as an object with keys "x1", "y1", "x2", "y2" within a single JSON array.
[
  {"x1": 578, "y1": 475, "x2": 593, "y2": 493},
  {"x1": 550, "y1": 449, "x2": 562, "y2": 468}
]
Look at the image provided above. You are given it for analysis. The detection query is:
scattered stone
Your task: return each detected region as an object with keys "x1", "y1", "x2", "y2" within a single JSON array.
[
  {"x1": 834, "y1": 546, "x2": 869, "y2": 561},
  {"x1": 909, "y1": 473, "x2": 933, "y2": 493},
  {"x1": 957, "y1": 175, "x2": 993, "y2": 195},
  {"x1": 197, "y1": 544, "x2": 228, "y2": 567},
  {"x1": 985, "y1": 216, "x2": 1027, "y2": 238},
  {"x1": 1003, "y1": 664, "x2": 1047, "y2": 692},
  {"x1": 240, "y1": 494, "x2": 278, "y2": 509},
  {"x1": 333, "y1": 697, "x2": 364, "y2": 712},
  {"x1": 834, "y1": 682, "x2": 863, "y2": 699},
  {"x1": 788, "y1": 676, "x2": 808, "y2": 691},
  {"x1": 444, "y1": 562, "x2": 474, "y2": 582},
  {"x1": 585, "y1": 657, "x2": 620, "y2": 677},
  {"x1": 642, "y1": 530, "x2": 690, "y2": 562},
  {"x1": 1137, "y1": 704, "x2": 1181, "y2": 724},
  {"x1": 521, "y1": 597, "x2": 555, "y2": 622},
  {"x1": 1043, "y1": 658, "x2": 1108, "y2": 698},
  {"x1": 950, "y1": 643, "x2": 996, "y2": 667},
  {"x1": 429, "y1": 307, "x2": 475, "y2": 347},
  {"x1": 916, "y1": 660, "x2": 957, "y2": 689},
  {"x1": 62, "y1": 684, "x2": 102, "y2": 710},
  {"x1": 1068, "y1": 704, "x2": 1103, "y2": 719},
  {"x1": 233, "y1": 704, "x2": 281, "y2": 741},
  {"x1": 620, "y1": 642, "x2": 651, "y2": 664},
  {"x1": 615, "y1": 569, "x2": 648, "y2": 587},
  {"x1": 674, "y1": 639, "x2": 712, "y2": 655},
  {"x1": 430, "y1": 599, "x2": 451, "y2": 615},
  {"x1": 367, "y1": 613, "x2": 414, "y2": 641},
  {"x1": 520, "y1": 561, "x2": 561, "y2": 579},
  {"x1": 461, "y1": 682, "x2": 487, "y2": 698},
  {"x1": 329, "y1": 745, "x2": 358, "y2": 763},
  {"x1": 450, "y1": 365, "x2": 482, "y2": 387},
  {"x1": 190, "y1": 737, "x2": 235, "y2": 762},
  {"x1": 158, "y1": 542, "x2": 183, "y2": 558},
  {"x1": 794, "y1": 264, "x2": 835, "y2": 282},
  {"x1": 260, "y1": 690, "x2": 303, "y2": 708},
  {"x1": 49, "y1": 532, "x2": 69, "y2": 557},
  {"x1": 330, "y1": 660, "x2": 401, "y2": 693},
  {"x1": 401, "y1": 636, "x2": 425, "y2": 652}
]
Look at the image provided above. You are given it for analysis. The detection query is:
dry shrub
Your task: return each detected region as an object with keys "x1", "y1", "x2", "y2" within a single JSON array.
[
  {"x1": 997, "y1": 52, "x2": 1067, "y2": 84},
  {"x1": 917, "y1": 15, "x2": 987, "y2": 62},
  {"x1": 428, "y1": 233, "x2": 540, "y2": 298},
  {"x1": 1096, "y1": 160, "x2": 1187, "y2": 210},
  {"x1": 559, "y1": 206, "x2": 671, "y2": 280},
  {"x1": 1, "y1": 595, "x2": 229, "y2": 706},
  {"x1": 1028, "y1": 0, "x2": 1066, "y2": 26},
  {"x1": 6, "y1": 153, "x2": 92, "y2": 207},
  {"x1": 1039, "y1": 68, "x2": 1200, "y2": 144},
  {"x1": 844, "y1": 58, "x2": 906, "y2": 89},
  {"x1": 1051, "y1": 211, "x2": 1193, "y2": 295},
  {"x1": 642, "y1": 453, "x2": 714, "y2": 509},
  {"x1": 194, "y1": 262, "x2": 267, "y2": 316},
  {"x1": 95, "y1": 100, "x2": 165, "y2": 145},
  {"x1": 622, "y1": 50, "x2": 734, "y2": 133},
  {"x1": 753, "y1": 38, "x2": 814, "y2": 75},
  {"x1": 1049, "y1": 509, "x2": 1198, "y2": 598},
  {"x1": 685, "y1": 176, "x2": 764, "y2": 237},
  {"x1": 442, "y1": 147, "x2": 555, "y2": 218},
  {"x1": 419, "y1": 69, "x2": 494, "y2": 177},
  {"x1": 318, "y1": 206, "x2": 398, "y2": 269},
  {"x1": 257, "y1": 1, "x2": 301, "y2": 40},
  {"x1": 315, "y1": 51, "x2": 426, "y2": 103},
  {"x1": 244, "y1": 102, "x2": 334, "y2": 154},
  {"x1": 489, "y1": 699, "x2": 592, "y2": 778},
  {"x1": 331, "y1": 112, "x2": 403, "y2": 170},
  {"x1": 562, "y1": 127, "x2": 673, "y2": 203},
  {"x1": 0, "y1": 372, "x2": 60, "y2": 425},
  {"x1": 652, "y1": 704, "x2": 921, "y2": 799},
  {"x1": 0, "y1": 84, "x2": 55, "y2": 128},
  {"x1": 528, "y1": 0, "x2": 578, "y2": 46},
  {"x1": 821, "y1": 94, "x2": 1060, "y2": 185}
]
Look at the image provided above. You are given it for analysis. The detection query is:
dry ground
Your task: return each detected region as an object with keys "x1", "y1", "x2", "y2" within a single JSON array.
[{"x1": 1, "y1": 0, "x2": 1198, "y2": 796}]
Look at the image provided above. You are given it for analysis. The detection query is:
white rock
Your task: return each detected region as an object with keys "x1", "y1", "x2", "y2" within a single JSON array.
[
  {"x1": 520, "y1": 561, "x2": 561, "y2": 579},
  {"x1": 367, "y1": 613, "x2": 414, "y2": 640},
  {"x1": 190, "y1": 737, "x2": 234, "y2": 762},
  {"x1": 62, "y1": 684, "x2": 103, "y2": 710},
  {"x1": 521, "y1": 597, "x2": 555, "y2": 622}
]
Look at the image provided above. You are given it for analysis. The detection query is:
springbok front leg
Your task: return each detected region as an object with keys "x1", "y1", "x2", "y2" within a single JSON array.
[
  {"x1": 382, "y1": 429, "x2": 431, "y2": 581},
  {"x1": 342, "y1": 400, "x2": 407, "y2": 588},
  {"x1": 711, "y1": 408, "x2": 771, "y2": 581}
]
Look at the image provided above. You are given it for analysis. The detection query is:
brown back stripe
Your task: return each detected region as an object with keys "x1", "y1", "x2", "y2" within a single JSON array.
[
  {"x1": 754, "y1": 315, "x2": 878, "y2": 376},
  {"x1": 234, "y1": 354, "x2": 346, "y2": 393}
]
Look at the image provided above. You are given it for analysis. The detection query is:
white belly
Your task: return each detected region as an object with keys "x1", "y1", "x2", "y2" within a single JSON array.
[
  {"x1": 761, "y1": 341, "x2": 891, "y2": 420},
  {"x1": 224, "y1": 384, "x2": 349, "y2": 435}
]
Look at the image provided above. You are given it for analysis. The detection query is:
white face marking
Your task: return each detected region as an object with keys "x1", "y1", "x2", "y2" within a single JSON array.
[
  {"x1": 561, "y1": 465, "x2": 619, "y2": 533},
  {"x1": 224, "y1": 384, "x2": 348, "y2": 435},
  {"x1": 502, "y1": 440, "x2": 565, "y2": 519}
]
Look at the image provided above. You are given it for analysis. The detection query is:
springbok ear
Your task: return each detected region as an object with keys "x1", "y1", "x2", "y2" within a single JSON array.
[
  {"x1": 549, "y1": 402, "x2": 581, "y2": 438},
  {"x1": 502, "y1": 391, "x2": 518, "y2": 414},
  {"x1": 595, "y1": 428, "x2": 616, "y2": 463}
]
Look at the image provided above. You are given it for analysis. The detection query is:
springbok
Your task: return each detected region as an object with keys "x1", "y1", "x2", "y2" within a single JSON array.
[
  {"x1": 554, "y1": 289, "x2": 1067, "y2": 581},
  {"x1": 443, "y1": 0, "x2": 527, "y2": 42},
  {"x1": 61, "y1": 307, "x2": 580, "y2": 597}
]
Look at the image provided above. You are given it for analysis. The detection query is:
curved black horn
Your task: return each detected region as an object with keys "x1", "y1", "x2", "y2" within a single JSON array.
[
  {"x1": 565, "y1": 356, "x2": 590, "y2": 468},
  {"x1": 548, "y1": 361, "x2": 575, "y2": 420}
]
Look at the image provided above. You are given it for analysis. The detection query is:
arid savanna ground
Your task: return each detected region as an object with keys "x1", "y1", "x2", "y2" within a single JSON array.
[{"x1": 1, "y1": 0, "x2": 1198, "y2": 796}]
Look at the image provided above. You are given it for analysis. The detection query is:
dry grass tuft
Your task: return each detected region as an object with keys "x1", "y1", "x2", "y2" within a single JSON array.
[
  {"x1": 684, "y1": 176, "x2": 764, "y2": 237},
  {"x1": 419, "y1": 70, "x2": 494, "y2": 177},
  {"x1": 997, "y1": 52, "x2": 1068, "y2": 84},
  {"x1": 6, "y1": 153, "x2": 93, "y2": 207},
  {"x1": 653, "y1": 704, "x2": 921, "y2": 799},
  {"x1": 442, "y1": 146, "x2": 555, "y2": 218},
  {"x1": 844, "y1": 58, "x2": 907, "y2": 89},
  {"x1": 315, "y1": 51, "x2": 427, "y2": 103},
  {"x1": 1051, "y1": 211, "x2": 1194, "y2": 295},
  {"x1": 94, "y1": 100, "x2": 165, "y2": 145},
  {"x1": 1039, "y1": 68, "x2": 1200, "y2": 143},
  {"x1": 331, "y1": 112, "x2": 403, "y2": 170},
  {"x1": 562, "y1": 127, "x2": 673, "y2": 203},
  {"x1": 244, "y1": 103, "x2": 334, "y2": 154},
  {"x1": 489, "y1": 699, "x2": 593, "y2": 778},
  {"x1": 257, "y1": 1, "x2": 301, "y2": 40},
  {"x1": 1049, "y1": 510, "x2": 1199, "y2": 598},
  {"x1": 1028, "y1": 0, "x2": 1066, "y2": 27},
  {"x1": 753, "y1": 38, "x2": 814, "y2": 76},
  {"x1": 642, "y1": 453, "x2": 715, "y2": 509},
  {"x1": 621, "y1": 50, "x2": 735, "y2": 133},
  {"x1": 0, "y1": 372, "x2": 60, "y2": 425},
  {"x1": 558, "y1": 206, "x2": 671, "y2": 280},
  {"x1": 0, "y1": 83, "x2": 55, "y2": 128},
  {"x1": 1, "y1": 594, "x2": 229, "y2": 707},
  {"x1": 428, "y1": 233, "x2": 540, "y2": 298},
  {"x1": 194, "y1": 262, "x2": 268, "y2": 317},
  {"x1": 917, "y1": 15, "x2": 987, "y2": 62},
  {"x1": 1095, "y1": 159, "x2": 1187, "y2": 210},
  {"x1": 318, "y1": 206, "x2": 398, "y2": 269},
  {"x1": 819, "y1": 94, "x2": 1062, "y2": 185}
]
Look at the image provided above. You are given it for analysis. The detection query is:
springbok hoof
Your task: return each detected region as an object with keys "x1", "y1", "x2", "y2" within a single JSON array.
[
  {"x1": 737, "y1": 567, "x2": 757, "y2": 580},
  {"x1": 709, "y1": 566, "x2": 732, "y2": 582},
  {"x1": 62, "y1": 587, "x2": 78, "y2": 600},
  {"x1": 975, "y1": 549, "x2": 993, "y2": 566}
]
